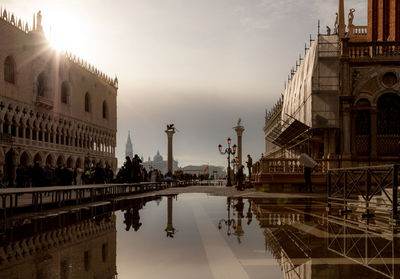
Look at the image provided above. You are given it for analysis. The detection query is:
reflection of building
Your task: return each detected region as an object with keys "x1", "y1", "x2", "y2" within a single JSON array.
[
  {"x1": 0, "y1": 214, "x2": 117, "y2": 279},
  {"x1": 125, "y1": 131, "x2": 133, "y2": 159},
  {"x1": 251, "y1": 198, "x2": 399, "y2": 278},
  {"x1": 142, "y1": 151, "x2": 178, "y2": 174},
  {"x1": 260, "y1": 0, "x2": 400, "y2": 181},
  {"x1": 0, "y1": 9, "x2": 118, "y2": 182}
]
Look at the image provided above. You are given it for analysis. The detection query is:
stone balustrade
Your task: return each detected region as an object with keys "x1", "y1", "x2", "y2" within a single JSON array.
[
  {"x1": 348, "y1": 25, "x2": 367, "y2": 39},
  {"x1": 347, "y1": 41, "x2": 400, "y2": 59}
]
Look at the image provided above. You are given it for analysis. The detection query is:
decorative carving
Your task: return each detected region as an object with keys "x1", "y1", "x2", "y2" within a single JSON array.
[{"x1": 327, "y1": 26, "x2": 331, "y2": 35}]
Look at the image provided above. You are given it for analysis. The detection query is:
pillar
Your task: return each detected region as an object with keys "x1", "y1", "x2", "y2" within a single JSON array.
[
  {"x1": 234, "y1": 124, "x2": 245, "y2": 166},
  {"x1": 165, "y1": 129, "x2": 175, "y2": 174},
  {"x1": 338, "y1": 0, "x2": 346, "y2": 38},
  {"x1": 165, "y1": 196, "x2": 175, "y2": 237}
]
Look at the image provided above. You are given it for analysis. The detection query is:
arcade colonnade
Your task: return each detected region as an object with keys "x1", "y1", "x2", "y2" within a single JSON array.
[{"x1": 0, "y1": 98, "x2": 117, "y2": 176}]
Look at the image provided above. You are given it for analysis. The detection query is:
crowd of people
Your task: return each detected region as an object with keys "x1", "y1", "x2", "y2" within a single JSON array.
[{"x1": 12, "y1": 161, "x2": 114, "y2": 188}]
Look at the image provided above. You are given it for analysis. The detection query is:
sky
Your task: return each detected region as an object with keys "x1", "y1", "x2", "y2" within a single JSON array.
[{"x1": 2, "y1": 0, "x2": 367, "y2": 169}]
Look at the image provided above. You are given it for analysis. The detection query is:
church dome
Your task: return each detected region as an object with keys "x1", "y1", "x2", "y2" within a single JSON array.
[{"x1": 153, "y1": 151, "x2": 163, "y2": 162}]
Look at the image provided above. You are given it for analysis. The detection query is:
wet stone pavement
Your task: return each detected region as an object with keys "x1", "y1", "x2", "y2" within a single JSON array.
[{"x1": 0, "y1": 186, "x2": 398, "y2": 279}]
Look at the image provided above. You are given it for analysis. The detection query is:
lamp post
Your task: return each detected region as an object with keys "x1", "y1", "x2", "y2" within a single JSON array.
[
  {"x1": 218, "y1": 197, "x2": 236, "y2": 236},
  {"x1": 218, "y1": 138, "x2": 237, "y2": 187}
]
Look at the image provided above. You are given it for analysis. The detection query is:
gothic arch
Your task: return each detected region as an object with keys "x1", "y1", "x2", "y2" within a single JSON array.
[
  {"x1": 19, "y1": 151, "x2": 32, "y2": 167},
  {"x1": 66, "y1": 156, "x2": 74, "y2": 168},
  {"x1": 36, "y1": 72, "x2": 47, "y2": 97},
  {"x1": 33, "y1": 152, "x2": 43, "y2": 165},
  {"x1": 61, "y1": 81, "x2": 70, "y2": 104},
  {"x1": 4, "y1": 55, "x2": 16, "y2": 84},
  {"x1": 56, "y1": 154, "x2": 65, "y2": 166},
  {"x1": 84, "y1": 92, "x2": 91, "y2": 112},
  {"x1": 45, "y1": 153, "x2": 56, "y2": 167}
]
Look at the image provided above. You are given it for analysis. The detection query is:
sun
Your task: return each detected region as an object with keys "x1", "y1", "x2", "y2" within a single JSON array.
[{"x1": 43, "y1": 7, "x2": 90, "y2": 58}]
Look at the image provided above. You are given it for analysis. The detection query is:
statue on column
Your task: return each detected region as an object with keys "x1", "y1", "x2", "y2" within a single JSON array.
[{"x1": 166, "y1": 124, "x2": 175, "y2": 132}]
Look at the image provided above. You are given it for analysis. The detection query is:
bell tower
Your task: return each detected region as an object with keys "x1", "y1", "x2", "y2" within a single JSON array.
[{"x1": 368, "y1": 0, "x2": 400, "y2": 41}]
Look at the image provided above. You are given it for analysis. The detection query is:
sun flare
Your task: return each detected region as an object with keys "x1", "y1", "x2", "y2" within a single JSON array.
[{"x1": 44, "y1": 7, "x2": 90, "y2": 58}]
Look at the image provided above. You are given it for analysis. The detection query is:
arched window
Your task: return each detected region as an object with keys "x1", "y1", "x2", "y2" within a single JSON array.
[
  {"x1": 377, "y1": 93, "x2": 400, "y2": 155},
  {"x1": 85, "y1": 92, "x2": 91, "y2": 112},
  {"x1": 61, "y1": 82, "x2": 69, "y2": 104},
  {"x1": 102, "y1": 101, "x2": 108, "y2": 119},
  {"x1": 354, "y1": 99, "x2": 371, "y2": 156},
  {"x1": 37, "y1": 72, "x2": 46, "y2": 97},
  {"x1": 4, "y1": 56, "x2": 15, "y2": 84}
]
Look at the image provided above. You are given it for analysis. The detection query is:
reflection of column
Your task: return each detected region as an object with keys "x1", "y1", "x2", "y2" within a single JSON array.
[
  {"x1": 234, "y1": 125, "x2": 245, "y2": 166},
  {"x1": 165, "y1": 130, "x2": 175, "y2": 174},
  {"x1": 165, "y1": 196, "x2": 175, "y2": 237}
]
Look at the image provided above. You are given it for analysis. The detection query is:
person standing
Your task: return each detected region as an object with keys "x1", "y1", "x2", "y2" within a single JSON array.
[
  {"x1": 236, "y1": 165, "x2": 244, "y2": 191},
  {"x1": 246, "y1": 155, "x2": 253, "y2": 180},
  {"x1": 304, "y1": 166, "x2": 313, "y2": 193}
]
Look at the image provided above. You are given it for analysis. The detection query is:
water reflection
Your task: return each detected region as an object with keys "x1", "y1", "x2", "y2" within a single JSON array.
[
  {"x1": 165, "y1": 195, "x2": 177, "y2": 238},
  {"x1": 0, "y1": 212, "x2": 117, "y2": 279},
  {"x1": 1, "y1": 194, "x2": 399, "y2": 278}
]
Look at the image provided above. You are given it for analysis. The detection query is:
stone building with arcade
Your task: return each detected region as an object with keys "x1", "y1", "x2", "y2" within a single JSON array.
[
  {"x1": 0, "y1": 9, "x2": 118, "y2": 182},
  {"x1": 257, "y1": 0, "x2": 400, "y2": 184}
]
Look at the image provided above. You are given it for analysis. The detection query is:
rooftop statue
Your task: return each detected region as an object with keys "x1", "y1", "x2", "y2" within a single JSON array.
[
  {"x1": 348, "y1": 8, "x2": 355, "y2": 27},
  {"x1": 237, "y1": 118, "x2": 242, "y2": 126},
  {"x1": 334, "y1": 13, "x2": 338, "y2": 34}
]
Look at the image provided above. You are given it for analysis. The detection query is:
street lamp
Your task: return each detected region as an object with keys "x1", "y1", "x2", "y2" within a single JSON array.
[
  {"x1": 218, "y1": 197, "x2": 237, "y2": 236},
  {"x1": 218, "y1": 138, "x2": 237, "y2": 187}
]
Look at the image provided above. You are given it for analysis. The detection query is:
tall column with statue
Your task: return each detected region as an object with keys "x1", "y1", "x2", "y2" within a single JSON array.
[
  {"x1": 234, "y1": 118, "x2": 245, "y2": 166},
  {"x1": 165, "y1": 124, "x2": 176, "y2": 174}
]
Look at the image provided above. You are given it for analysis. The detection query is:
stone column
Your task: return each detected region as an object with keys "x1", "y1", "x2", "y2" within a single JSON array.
[
  {"x1": 165, "y1": 196, "x2": 175, "y2": 237},
  {"x1": 338, "y1": 0, "x2": 346, "y2": 38},
  {"x1": 234, "y1": 125, "x2": 245, "y2": 166},
  {"x1": 165, "y1": 129, "x2": 175, "y2": 174}
]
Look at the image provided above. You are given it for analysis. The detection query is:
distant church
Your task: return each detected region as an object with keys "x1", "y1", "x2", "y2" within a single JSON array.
[
  {"x1": 142, "y1": 151, "x2": 178, "y2": 174},
  {"x1": 125, "y1": 131, "x2": 133, "y2": 159},
  {"x1": 124, "y1": 132, "x2": 178, "y2": 174}
]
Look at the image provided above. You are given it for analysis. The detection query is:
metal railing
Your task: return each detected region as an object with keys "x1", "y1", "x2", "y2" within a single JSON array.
[{"x1": 328, "y1": 164, "x2": 400, "y2": 220}]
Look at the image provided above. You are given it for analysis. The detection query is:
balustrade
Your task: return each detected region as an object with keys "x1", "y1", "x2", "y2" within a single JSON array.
[
  {"x1": 347, "y1": 41, "x2": 400, "y2": 59},
  {"x1": 256, "y1": 157, "x2": 328, "y2": 175}
]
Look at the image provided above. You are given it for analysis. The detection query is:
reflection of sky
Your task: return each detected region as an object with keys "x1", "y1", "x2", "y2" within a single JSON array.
[{"x1": 115, "y1": 194, "x2": 283, "y2": 278}]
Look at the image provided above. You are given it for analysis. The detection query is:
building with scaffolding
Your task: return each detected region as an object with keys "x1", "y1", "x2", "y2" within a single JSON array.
[{"x1": 256, "y1": 0, "x2": 400, "y2": 186}]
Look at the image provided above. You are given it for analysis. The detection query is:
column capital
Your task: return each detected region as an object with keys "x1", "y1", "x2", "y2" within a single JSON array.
[
  {"x1": 165, "y1": 130, "x2": 175, "y2": 138},
  {"x1": 234, "y1": 125, "x2": 245, "y2": 136}
]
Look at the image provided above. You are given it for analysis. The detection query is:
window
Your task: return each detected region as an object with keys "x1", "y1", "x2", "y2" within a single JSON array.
[
  {"x1": 85, "y1": 92, "x2": 90, "y2": 112},
  {"x1": 102, "y1": 101, "x2": 108, "y2": 119},
  {"x1": 4, "y1": 56, "x2": 15, "y2": 84},
  {"x1": 377, "y1": 93, "x2": 400, "y2": 135},
  {"x1": 37, "y1": 72, "x2": 46, "y2": 97},
  {"x1": 61, "y1": 82, "x2": 69, "y2": 104}
]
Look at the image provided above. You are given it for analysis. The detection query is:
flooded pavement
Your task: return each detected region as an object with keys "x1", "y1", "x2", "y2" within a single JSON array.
[{"x1": 0, "y1": 193, "x2": 399, "y2": 278}]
